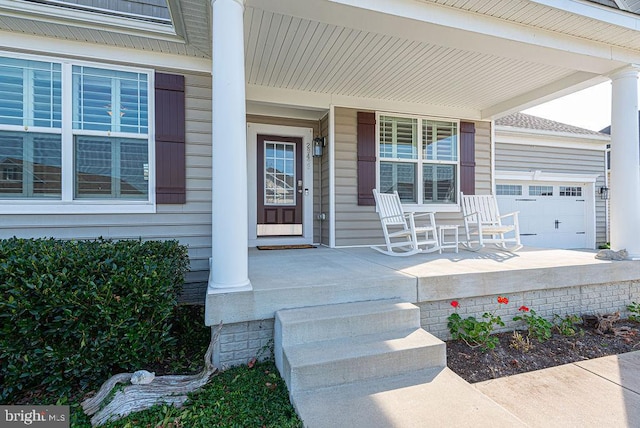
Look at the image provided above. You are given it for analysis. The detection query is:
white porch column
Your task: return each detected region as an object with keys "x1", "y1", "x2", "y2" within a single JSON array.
[
  {"x1": 208, "y1": 0, "x2": 252, "y2": 291},
  {"x1": 610, "y1": 67, "x2": 640, "y2": 259}
]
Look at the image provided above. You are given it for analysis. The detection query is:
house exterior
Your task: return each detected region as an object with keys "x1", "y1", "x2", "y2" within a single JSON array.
[
  {"x1": 494, "y1": 113, "x2": 609, "y2": 249},
  {"x1": 1, "y1": 1, "x2": 640, "y2": 336}
]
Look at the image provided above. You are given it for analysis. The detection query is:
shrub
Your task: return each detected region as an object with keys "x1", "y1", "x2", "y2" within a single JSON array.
[
  {"x1": 447, "y1": 296, "x2": 509, "y2": 351},
  {"x1": 513, "y1": 305, "x2": 553, "y2": 342},
  {"x1": 0, "y1": 237, "x2": 190, "y2": 402},
  {"x1": 553, "y1": 314, "x2": 583, "y2": 336}
]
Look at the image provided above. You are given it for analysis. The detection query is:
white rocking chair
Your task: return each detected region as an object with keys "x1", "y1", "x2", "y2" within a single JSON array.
[
  {"x1": 371, "y1": 189, "x2": 440, "y2": 256},
  {"x1": 460, "y1": 192, "x2": 522, "y2": 252}
]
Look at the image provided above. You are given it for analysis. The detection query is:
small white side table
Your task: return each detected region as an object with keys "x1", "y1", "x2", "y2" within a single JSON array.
[{"x1": 438, "y1": 225, "x2": 459, "y2": 253}]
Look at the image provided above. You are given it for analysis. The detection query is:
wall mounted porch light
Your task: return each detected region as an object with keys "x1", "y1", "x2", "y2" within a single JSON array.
[
  {"x1": 313, "y1": 137, "x2": 326, "y2": 157},
  {"x1": 599, "y1": 186, "x2": 610, "y2": 200}
]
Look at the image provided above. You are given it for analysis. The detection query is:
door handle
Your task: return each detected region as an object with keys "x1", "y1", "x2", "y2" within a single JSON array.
[{"x1": 555, "y1": 220, "x2": 561, "y2": 229}]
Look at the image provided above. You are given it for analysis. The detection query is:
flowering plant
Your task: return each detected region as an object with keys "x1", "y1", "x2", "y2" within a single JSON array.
[
  {"x1": 513, "y1": 305, "x2": 553, "y2": 342},
  {"x1": 447, "y1": 296, "x2": 509, "y2": 351}
]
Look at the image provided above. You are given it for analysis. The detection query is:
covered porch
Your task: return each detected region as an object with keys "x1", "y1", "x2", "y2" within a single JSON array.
[
  {"x1": 206, "y1": 245, "x2": 640, "y2": 367},
  {"x1": 210, "y1": 0, "x2": 640, "y2": 296}
]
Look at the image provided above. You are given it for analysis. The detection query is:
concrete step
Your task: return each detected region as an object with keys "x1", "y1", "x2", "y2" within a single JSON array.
[
  {"x1": 274, "y1": 299, "x2": 420, "y2": 373},
  {"x1": 292, "y1": 367, "x2": 525, "y2": 428},
  {"x1": 283, "y1": 328, "x2": 446, "y2": 392}
]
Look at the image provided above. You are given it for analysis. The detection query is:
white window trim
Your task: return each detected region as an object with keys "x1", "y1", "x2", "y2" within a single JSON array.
[
  {"x1": 0, "y1": 51, "x2": 156, "y2": 214},
  {"x1": 376, "y1": 111, "x2": 460, "y2": 213}
]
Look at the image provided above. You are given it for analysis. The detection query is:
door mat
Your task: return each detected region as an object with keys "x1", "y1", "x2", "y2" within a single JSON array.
[{"x1": 256, "y1": 244, "x2": 317, "y2": 250}]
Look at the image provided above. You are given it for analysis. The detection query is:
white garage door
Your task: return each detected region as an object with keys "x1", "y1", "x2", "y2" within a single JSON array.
[{"x1": 496, "y1": 183, "x2": 588, "y2": 249}]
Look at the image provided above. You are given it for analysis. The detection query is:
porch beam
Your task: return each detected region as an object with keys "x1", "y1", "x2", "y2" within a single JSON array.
[
  {"x1": 481, "y1": 71, "x2": 606, "y2": 119},
  {"x1": 246, "y1": 84, "x2": 480, "y2": 120},
  {"x1": 208, "y1": 0, "x2": 252, "y2": 292},
  {"x1": 609, "y1": 66, "x2": 640, "y2": 259}
]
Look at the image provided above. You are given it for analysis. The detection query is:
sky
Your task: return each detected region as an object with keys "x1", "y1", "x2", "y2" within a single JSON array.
[{"x1": 523, "y1": 82, "x2": 613, "y2": 132}]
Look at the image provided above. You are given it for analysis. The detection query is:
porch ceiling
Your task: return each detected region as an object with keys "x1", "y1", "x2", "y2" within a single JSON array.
[
  {"x1": 244, "y1": 0, "x2": 640, "y2": 119},
  {"x1": 244, "y1": 6, "x2": 579, "y2": 117}
]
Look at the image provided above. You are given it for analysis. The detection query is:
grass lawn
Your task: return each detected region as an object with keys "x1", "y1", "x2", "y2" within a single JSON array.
[
  {"x1": 72, "y1": 360, "x2": 302, "y2": 427},
  {"x1": 13, "y1": 305, "x2": 301, "y2": 427}
]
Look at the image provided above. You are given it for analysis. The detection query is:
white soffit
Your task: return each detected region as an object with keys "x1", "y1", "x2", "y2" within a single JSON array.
[
  {"x1": 244, "y1": 7, "x2": 580, "y2": 113},
  {"x1": 426, "y1": 0, "x2": 640, "y2": 51}
]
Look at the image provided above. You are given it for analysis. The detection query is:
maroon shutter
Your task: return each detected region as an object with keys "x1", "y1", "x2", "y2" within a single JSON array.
[
  {"x1": 155, "y1": 73, "x2": 186, "y2": 204},
  {"x1": 357, "y1": 112, "x2": 376, "y2": 206},
  {"x1": 460, "y1": 121, "x2": 476, "y2": 195}
]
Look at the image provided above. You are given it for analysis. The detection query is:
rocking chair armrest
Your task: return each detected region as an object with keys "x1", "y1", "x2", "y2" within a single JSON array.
[
  {"x1": 411, "y1": 212, "x2": 436, "y2": 219},
  {"x1": 379, "y1": 213, "x2": 406, "y2": 221},
  {"x1": 499, "y1": 211, "x2": 520, "y2": 219}
]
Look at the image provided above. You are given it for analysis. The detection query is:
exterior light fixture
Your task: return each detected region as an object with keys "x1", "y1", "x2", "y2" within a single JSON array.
[
  {"x1": 313, "y1": 137, "x2": 325, "y2": 157},
  {"x1": 599, "y1": 186, "x2": 610, "y2": 200}
]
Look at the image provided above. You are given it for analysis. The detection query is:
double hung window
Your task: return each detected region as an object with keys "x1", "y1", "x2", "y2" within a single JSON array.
[
  {"x1": 378, "y1": 114, "x2": 459, "y2": 206},
  {"x1": 0, "y1": 54, "x2": 152, "y2": 209}
]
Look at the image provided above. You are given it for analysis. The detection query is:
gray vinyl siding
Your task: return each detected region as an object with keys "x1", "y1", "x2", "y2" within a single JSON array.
[
  {"x1": 332, "y1": 107, "x2": 492, "y2": 246},
  {"x1": 495, "y1": 142, "x2": 607, "y2": 245},
  {"x1": 0, "y1": 70, "x2": 213, "y2": 290},
  {"x1": 318, "y1": 114, "x2": 329, "y2": 245}
]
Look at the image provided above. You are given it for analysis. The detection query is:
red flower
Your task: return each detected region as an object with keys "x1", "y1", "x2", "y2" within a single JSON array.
[
  {"x1": 497, "y1": 296, "x2": 509, "y2": 305},
  {"x1": 519, "y1": 305, "x2": 530, "y2": 312},
  {"x1": 450, "y1": 300, "x2": 459, "y2": 308}
]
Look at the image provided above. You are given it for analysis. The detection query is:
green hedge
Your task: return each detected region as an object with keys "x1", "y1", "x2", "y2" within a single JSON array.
[{"x1": 0, "y1": 237, "x2": 190, "y2": 402}]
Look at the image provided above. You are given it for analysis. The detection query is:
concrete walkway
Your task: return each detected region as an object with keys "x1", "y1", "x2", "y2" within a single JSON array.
[
  {"x1": 295, "y1": 351, "x2": 640, "y2": 427},
  {"x1": 476, "y1": 350, "x2": 640, "y2": 427}
]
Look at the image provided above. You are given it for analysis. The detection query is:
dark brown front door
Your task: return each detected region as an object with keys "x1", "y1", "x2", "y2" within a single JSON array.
[{"x1": 257, "y1": 134, "x2": 303, "y2": 236}]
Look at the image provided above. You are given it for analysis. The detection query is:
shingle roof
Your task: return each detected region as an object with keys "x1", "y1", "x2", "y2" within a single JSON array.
[
  {"x1": 495, "y1": 112, "x2": 607, "y2": 136},
  {"x1": 23, "y1": 0, "x2": 171, "y2": 24}
]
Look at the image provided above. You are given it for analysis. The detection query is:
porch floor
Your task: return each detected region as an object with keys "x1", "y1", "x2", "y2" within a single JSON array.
[{"x1": 205, "y1": 246, "x2": 640, "y2": 325}]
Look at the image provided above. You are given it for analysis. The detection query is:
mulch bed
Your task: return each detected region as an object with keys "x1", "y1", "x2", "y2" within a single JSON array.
[{"x1": 446, "y1": 319, "x2": 640, "y2": 384}]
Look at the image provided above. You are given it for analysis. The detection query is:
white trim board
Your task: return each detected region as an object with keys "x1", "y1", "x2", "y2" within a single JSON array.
[
  {"x1": 0, "y1": 30, "x2": 211, "y2": 73},
  {"x1": 247, "y1": 123, "x2": 314, "y2": 247},
  {"x1": 496, "y1": 128, "x2": 609, "y2": 151},
  {"x1": 495, "y1": 170, "x2": 600, "y2": 183}
]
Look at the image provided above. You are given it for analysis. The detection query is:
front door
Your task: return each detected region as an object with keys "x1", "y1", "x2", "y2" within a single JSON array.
[{"x1": 257, "y1": 134, "x2": 303, "y2": 236}]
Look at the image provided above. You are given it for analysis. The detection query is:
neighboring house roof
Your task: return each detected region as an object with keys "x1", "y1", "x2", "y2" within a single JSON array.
[{"x1": 496, "y1": 112, "x2": 608, "y2": 137}]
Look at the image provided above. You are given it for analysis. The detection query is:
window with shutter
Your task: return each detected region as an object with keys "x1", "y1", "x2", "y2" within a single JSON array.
[
  {"x1": 376, "y1": 113, "x2": 460, "y2": 206},
  {"x1": 0, "y1": 53, "x2": 155, "y2": 213}
]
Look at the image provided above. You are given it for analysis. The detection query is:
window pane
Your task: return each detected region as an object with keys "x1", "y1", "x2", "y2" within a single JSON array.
[
  {"x1": 264, "y1": 141, "x2": 295, "y2": 205},
  {"x1": 496, "y1": 184, "x2": 522, "y2": 196},
  {"x1": 423, "y1": 164, "x2": 456, "y2": 203},
  {"x1": 75, "y1": 136, "x2": 148, "y2": 199},
  {"x1": 380, "y1": 161, "x2": 416, "y2": 203},
  {"x1": 0, "y1": 57, "x2": 61, "y2": 127},
  {"x1": 559, "y1": 186, "x2": 582, "y2": 197},
  {"x1": 0, "y1": 131, "x2": 61, "y2": 198},
  {"x1": 120, "y1": 140, "x2": 150, "y2": 197},
  {"x1": 73, "y1": 66, "x2": 148, "y2": 134},
  {"x1": 423, "y1": 120, "x2": 457, "y2": 161},
  {"x1": 379, "y1": 116, "x2": 417, "y2": 160},
  {"x1": 529, "y1": 185, "x2": 553, "y2": 196}
]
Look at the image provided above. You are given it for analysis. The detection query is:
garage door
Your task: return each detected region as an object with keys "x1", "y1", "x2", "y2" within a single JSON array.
[{"x1": 496, "y1": 183, "x2": 588, "y2": 249}]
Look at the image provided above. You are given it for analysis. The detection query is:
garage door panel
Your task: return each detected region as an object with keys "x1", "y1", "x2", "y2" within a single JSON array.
[{"x1": 497, "y1": 182, "x2": 588, "y2": 249}]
